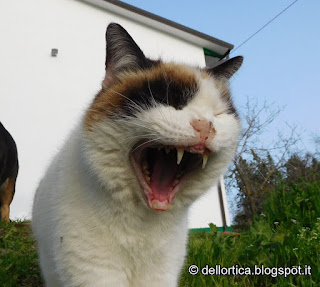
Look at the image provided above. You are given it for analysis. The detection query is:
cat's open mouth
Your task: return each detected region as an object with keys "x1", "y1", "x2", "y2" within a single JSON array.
[{"x1": 130, "y1": 142, "x2": 210, "y2": 211}]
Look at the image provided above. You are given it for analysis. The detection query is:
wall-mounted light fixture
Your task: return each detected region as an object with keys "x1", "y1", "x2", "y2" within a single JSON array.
[{"x1": 51, "y1": 48, "x2": 58, "y2": 57}]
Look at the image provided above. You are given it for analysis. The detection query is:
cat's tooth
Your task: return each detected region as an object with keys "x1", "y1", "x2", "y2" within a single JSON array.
[
  {"x1": 165, "y1": 147, "x2": 170, "y2": 154},
  {"x1": 202, "y1": 153, "x2": 209, "y2": 169},
  {"x1": 177, "y1": 148, "x2": 184, "y2": 165},
  {"x1": 142, "y1": 162, "x2": 148, "y2": 172},
  {"x1": 145, "y1": 175, "x2": 150, "y2": 184}
]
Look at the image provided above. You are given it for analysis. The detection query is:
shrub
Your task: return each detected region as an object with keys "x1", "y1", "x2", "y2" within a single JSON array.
[{"x1": 179, "y1": 180, "x2": 320, "y2": 286}]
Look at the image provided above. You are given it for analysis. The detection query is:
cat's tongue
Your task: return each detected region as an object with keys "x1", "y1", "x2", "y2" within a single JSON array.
[{"x1": 149, "y1": 152, "x2": 177, "y2": 211}]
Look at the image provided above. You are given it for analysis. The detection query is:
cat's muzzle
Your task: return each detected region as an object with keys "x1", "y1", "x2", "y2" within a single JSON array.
[{"x1": 130, "y1": 142, "x2": 211, "y2": 211}]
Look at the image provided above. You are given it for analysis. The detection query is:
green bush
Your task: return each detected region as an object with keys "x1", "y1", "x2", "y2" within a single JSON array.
[{"x1": 179, "y1": 180, "x2": 320, "y2": 287}]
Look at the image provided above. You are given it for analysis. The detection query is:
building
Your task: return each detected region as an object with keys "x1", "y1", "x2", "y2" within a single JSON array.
[{"x1": 0, "y1": 0, "x2": 233, "y2": 231}]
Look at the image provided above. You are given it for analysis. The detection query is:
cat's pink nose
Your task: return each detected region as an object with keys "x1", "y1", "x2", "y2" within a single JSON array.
[{"x1": 190, "y1": 118, "x2": 216, "y2": 142}]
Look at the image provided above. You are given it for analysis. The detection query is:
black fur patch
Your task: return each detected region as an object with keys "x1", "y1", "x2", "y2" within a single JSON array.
[
  {"x1": 223, "y1": 91, "x2": 239, "y2": 118},
  {"x1": 0, "y1": 123, "x2": 18, "y2": 185},
  {"x1": 121, "y1": 76, "x2": 198, "y2": 116}
]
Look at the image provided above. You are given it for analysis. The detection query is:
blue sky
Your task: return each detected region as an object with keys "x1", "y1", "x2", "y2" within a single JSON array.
[{"x1": 121, "y1": 0, "x2": 320, "y2": 153}]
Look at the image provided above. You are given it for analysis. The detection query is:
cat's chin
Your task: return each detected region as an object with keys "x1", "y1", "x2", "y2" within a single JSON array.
[{"x1": 130, "y1": 141, "x2": 211, "y2": 211}]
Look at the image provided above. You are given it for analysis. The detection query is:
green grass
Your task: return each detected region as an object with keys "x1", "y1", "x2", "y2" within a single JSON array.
[
  {"x1": 179, "y1": 180, "x2": 320, "y2": 286},
  {"x1": 1, "y1": 180, "x2": 319, "y2": 286},
  {"x1": 0, "y1": 221, "x2": 43, "y2": 287}
]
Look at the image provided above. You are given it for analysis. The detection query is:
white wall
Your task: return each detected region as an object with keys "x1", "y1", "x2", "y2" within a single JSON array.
[
  {"x1": 188, "y1": 178, "x2": 231, "y2": 229},
  {"x1": 0, "y1": 0, "x2": 229, "y2": 228},
  {"x1": 189, "y1": 186, "x2": 222, "y2": 229}
]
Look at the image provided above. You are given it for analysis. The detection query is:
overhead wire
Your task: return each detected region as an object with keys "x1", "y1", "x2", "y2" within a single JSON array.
[{"x1": 231, "y1": 0, "x2": 299, "y2": 54}]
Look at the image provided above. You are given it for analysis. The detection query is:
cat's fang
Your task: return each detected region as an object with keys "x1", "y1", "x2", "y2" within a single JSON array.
[
  {"x1": 145, "y1": 175, "x2": 151, "y2": 184},
  {"x1": 142, "y1": 162, "x2": 149, "y2": 175},
  {"x1": 202, "y1": 153, "x2": 209, "y2": 169},
  {"x1": 177, "y1": 148, "x2": 184, "y2": 165}
]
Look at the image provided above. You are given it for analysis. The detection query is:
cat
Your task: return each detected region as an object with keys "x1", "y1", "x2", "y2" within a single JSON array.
[{"x1": 32, "y1": 23, "x2": 243, "y2": 287}]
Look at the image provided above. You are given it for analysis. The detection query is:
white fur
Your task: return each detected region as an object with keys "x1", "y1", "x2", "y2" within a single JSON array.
[{"x1": 32, "y1": 68, "x2": 241, "y2": 287}]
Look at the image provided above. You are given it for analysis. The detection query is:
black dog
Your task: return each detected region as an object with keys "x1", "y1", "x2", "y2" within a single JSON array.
[{"x1": 0, "y1": 122, "x2": 19, "y2": 222}]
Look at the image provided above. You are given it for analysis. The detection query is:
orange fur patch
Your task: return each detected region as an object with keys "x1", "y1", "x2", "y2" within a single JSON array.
[
  {"x1": 0, "y1": 177, "x2": 16, "y2": 222},
  {"x1": 84, "y1": 63, "x2": 198, "y2": 131}
]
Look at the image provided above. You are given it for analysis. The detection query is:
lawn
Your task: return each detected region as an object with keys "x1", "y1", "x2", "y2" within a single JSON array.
[
  {"x1": 0, "y1": 221, "x2": 43, "y2": 287},
  {"x1": 179, "y1": 180, "x2": 320, "y2": 286},
  {"x1": 1, "y1": 181, "x2": 319, "y2": 286}
]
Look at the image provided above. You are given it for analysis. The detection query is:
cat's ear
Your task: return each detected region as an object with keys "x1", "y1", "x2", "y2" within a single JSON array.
[
  {"x1": 103, "y1": 23, "x2": 149, "y2": 87},
  {"x1": 206, "y1": 56, "x2": 243, "y2": 80}
]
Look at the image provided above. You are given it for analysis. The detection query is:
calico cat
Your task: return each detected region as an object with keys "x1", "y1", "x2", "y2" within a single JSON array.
[{"x1": 32, "y1": 23, "x2": 243, "y2": 287}]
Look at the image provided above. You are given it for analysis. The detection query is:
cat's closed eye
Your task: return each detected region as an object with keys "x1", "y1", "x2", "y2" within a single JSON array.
[{"x1": 214, "y1": 111, "x2": 226, "y2": 117}]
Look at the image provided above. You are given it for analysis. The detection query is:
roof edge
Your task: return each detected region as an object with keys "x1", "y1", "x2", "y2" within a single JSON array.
[{"x1": 79, "y1": 0, "x2": 234, "y2": 55}]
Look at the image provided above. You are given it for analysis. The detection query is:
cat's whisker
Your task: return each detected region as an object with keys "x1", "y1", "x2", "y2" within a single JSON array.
[
  {"x1": 159, "y1": 65, "x2": 172, "y2": 107},
  {"x1": 122, "y1": 133, "x2": 159, "y2": 142},
  {"x1": 151, "y1": 101, "x2": 171, "y2": 128},
  {"x1": 129, "y1": 137, "x2": 162, "y2": 155},
  {"x1": 146, "y1": 76, "x2": 170, "y2": 126},
  {"x1": 86, "y1": 105, "x2": 119, "y2": 120},
  {"x1": 160, "y1": 64, "x2": 169, "y2": 85},
  {"x1": 147, "y1": 79, "x2": 156, "y2": 105},
  {"x1": 123, "y1": 130, "x2": 159, "y2": 138},
  {"x1": 157, "y1": 107, "x2": 171, "y2": 128},
  {"x1": 107, "y1": 87, "x2": 146, "y2": 115},
  {"x1": 115, "y1": 119, "x2": 156, "y2": 133}
]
